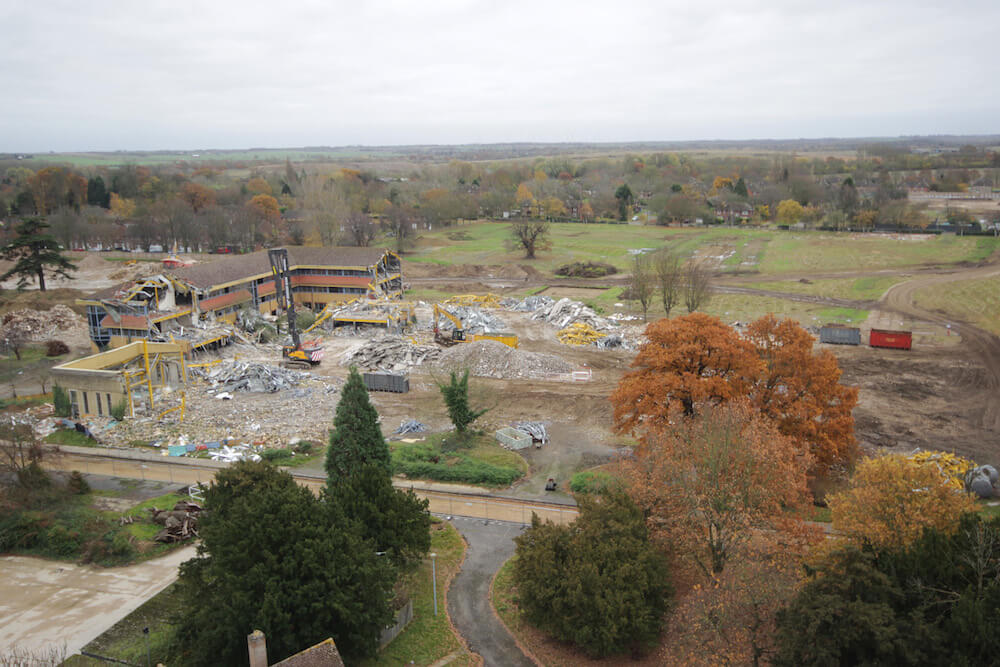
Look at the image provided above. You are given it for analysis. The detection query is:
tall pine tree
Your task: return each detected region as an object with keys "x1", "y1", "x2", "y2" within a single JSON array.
[
  {"x1": 326, "y1": 366, "x2": 390, "y2": 483},
  {"x1": 0, "y1": 217, "x2": 77, "y2": 291}
]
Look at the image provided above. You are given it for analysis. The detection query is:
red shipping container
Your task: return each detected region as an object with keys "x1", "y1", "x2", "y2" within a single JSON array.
[{"x1": 869, "y1": 328, "x2": 912, "y2": 350}]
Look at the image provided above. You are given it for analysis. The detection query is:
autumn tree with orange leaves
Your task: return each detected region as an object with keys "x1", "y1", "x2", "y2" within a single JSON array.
[
  {"x1": 612, "y1": 313, "x2": 761, "y2": 423},
  {"x1": 612, "y1": 312, "x2": 858, "y2": 477},
  {"x1": 623, "y1": 402, "x2": 813, "y2": 576},
  {"x1": 828, "y1": 454, "x2": 975, "y2": 552},
  {"x1": 744, "y1": 314, "x2": 858, "y2": 475}
]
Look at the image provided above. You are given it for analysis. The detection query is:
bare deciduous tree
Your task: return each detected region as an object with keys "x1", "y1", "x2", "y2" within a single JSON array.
[
  {"x1": 0, "y1": 418, "x2": 46, "y2": 489},
  {"x1": 344, "y1": 212, "x2": 377, "y2": 247},
  {"x1": 629, "y1": 253, "x2": 655, "y2": 322},
  {"x1": 684, "y1": 260, "x2": 713, "y2": 313},
  {"x1": 508, "y1": 221, "x2": 550, "y2": 259},
  {"x1": 655, "y1": 249, "x2": 682, "y2": 317}
]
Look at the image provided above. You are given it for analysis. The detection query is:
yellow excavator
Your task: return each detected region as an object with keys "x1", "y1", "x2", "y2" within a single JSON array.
[
  {"x1": 268, "y1": 248, "x2": 324, "y2": 368},
  {"x1": 433, "y1": 303, "x2": 519, "y2": 349}
]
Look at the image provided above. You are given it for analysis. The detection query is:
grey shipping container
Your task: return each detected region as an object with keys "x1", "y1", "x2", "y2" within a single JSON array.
[
  {"x1": 362, "y1": 372, "x2": 409, "y2": 393},
  {"x1": 819, "y1": 325, "x2": 861, "y2": 345}
]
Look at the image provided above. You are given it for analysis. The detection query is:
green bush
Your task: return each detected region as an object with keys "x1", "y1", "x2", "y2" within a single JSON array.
[
  {"x1": 295, "y1": 310, "x2": 316, "y2": 331},
  {"x1": 292, "y1": 440, "x2": 314, "y2": 454},
  {"x1": 261, "y1": 448, "x2": 293, "y2": 463},
  {"x1": 53, "y1": 384, "x2": 71, "y2": 417},
  {"x1": 110, "y1": 399, "x2": 128, "y2": 421},
  {"x1": 391, "y1": 442, "x2": 522, "y2": 486},
  {"x1": 569, "y1": 470, "x2": 619, "y2": 494},
  {"x1": 67, "y1": 470, "x2": 90, "y2": 495}
]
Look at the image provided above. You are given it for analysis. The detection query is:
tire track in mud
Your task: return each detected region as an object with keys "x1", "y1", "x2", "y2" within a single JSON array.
[{"x1": 877, "y1": 265, "x2": 1000, "y2": 430}]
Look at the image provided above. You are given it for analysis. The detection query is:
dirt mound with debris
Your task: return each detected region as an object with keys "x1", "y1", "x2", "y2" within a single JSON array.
[
  {"x1": 555, "y1": 261, "x2": 618, "y2": 278},
  {"x1": 435, "y1": 340, "x2": 573, "y2": 379},
  {"x1": 108, "y1": 261, "x2": 161, "y2": 282},
  {"x1": 0, "y1": 305, "x2": 87, "y2": 344},
  {"x1": 342, "y1": 336, "x2": 442, "y2": 373},
  {"x1": 403, "y1": 262, "x2": 530, "y2": 280}
]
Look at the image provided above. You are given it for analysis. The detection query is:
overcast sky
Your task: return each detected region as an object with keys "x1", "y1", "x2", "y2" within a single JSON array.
[{"x1": 2, "y1": 0, "x2": 997, "y2": 152}]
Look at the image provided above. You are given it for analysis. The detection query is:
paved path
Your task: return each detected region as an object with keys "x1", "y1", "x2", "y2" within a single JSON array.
[
  {"x1": 0, "y1": 546, "x2": 195, "y2": 658},
  {"x1": 448, "y1": 518, "x2": 534, "y2": 667}
]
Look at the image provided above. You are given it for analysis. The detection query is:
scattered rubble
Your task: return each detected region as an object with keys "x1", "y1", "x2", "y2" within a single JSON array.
[
  {"x1": 503, "y1": 295, "x2": 554, "y2": 312},
  {"x1": 194, "y1": 360, "x2": 309, "y2": 393},
  {"x1": 342, "y1": 336, "x2": 441, "y2": 372},
  {"x1": 394, "y1": 419, "x2": 428, "y2": 435},
  {"x1": 595, "y1": 334, "x2": 630, "y2": 349},
  {"x1": 436, "y1": 340, "x2": 572, "y2": 379}
]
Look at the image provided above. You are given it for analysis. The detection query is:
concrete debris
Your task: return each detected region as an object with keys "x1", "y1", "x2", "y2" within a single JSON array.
[
  {"x1": 530, "y1": 297, "x2": 616, "y2": 331},
  {"x1": 195, "y1": 360, "x2": 309, "y2": 393},
  {"x1": 966, "y1": 465, "x2": 998, "y2": 498},
  {"x1": 502, "y1": 295, "x2": 555, "y2": 312},
  {"x1": 436, "y1": 306, "x2": 506, "y2": 334},
  {"x1": 596, "y1": 334, "x2": 631, "y2": 349},
  {"x1": 209, "y1": 444, "x2": 263, "y2": 463},
  {"x1": 608, "y1": 312, "x2": 642, "y2": 322},
  {"x1": 394, "y1": 419, "x2": 428, "y2": 435},
  {"x1": 342, "y1": 336, "x2": 441, "y2": 372},
  {"x1": 513, "y1": 421, "x2": 548, "y2": 444},
  {"x1": 0, "y1": 305, "x2": 86, "y2": 344},
  {"x1": 436, "y1": 340, "x2": 572, "y2": 379}
]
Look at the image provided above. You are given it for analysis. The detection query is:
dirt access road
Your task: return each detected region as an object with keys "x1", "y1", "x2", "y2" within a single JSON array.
[{"x1": 0, "y1": 546, "x2": 195, "y2": 658}]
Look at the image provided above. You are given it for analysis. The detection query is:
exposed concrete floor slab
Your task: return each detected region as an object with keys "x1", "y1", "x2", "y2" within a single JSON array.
[{"x1": 0, "y1": 546, "x2": 195, "y2": 657}]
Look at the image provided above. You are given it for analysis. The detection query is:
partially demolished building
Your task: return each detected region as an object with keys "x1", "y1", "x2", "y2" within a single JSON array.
[{"x1": 79, "y1": 247, "x2": 403, "y2": 351}]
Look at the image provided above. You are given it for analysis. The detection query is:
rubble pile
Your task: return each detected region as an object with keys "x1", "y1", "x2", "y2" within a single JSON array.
[
  {"x1": 595, "y1": 334, "x2": 631, "y2": 349},
  {"x1": 342, "y1": 336, "x2": 441, "y2": 372},
  {"x1": 394, "y1": 419, "x2": 428, "y2": 435},
  {"x1": 147, "y1": 500, "x2": 202, "y2": 543},
  {"x1": 195, "y1": 360, "x2": 309, "y2": 393},
  {"x1": 437, "y1": 306, "x2": 506, "y2": 334},
  {"x1": 513, "y1": 421, "x2": 549, "y2": 444},
  {"x1": 444, "y1": 294, "x2": 504, "y2": 308},
  {"x1": 436, "y1": 340, "x2": 572, "y2": 379},
  {"x1": 557, "y1": 322, "x2": 605, "y2": 346},
  {"x1": 0, "y1": 305, "x2": 86, "y2": 343},
  {"x1": 503, "y1": 295, "x2": 554, "y2": 312},
  {"x1": 530, "y1": 297, "x2": 616, "y2": 331}
]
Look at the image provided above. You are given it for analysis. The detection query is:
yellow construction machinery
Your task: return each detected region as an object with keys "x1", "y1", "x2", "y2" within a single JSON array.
[
  {"x1": 432, "y1": 303, "x2": 519, "y2": 348},
  {"x1": 268, "y1": 248, "x2": 324, "y2": 368}
]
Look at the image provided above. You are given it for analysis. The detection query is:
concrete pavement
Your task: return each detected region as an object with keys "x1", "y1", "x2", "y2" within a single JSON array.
[{"x1": 0, "y1": 545, "x2": 195, "y2": 658}]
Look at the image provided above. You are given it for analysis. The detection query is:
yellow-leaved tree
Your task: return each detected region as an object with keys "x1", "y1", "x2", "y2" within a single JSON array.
[{"x1": 828, "y1": 454, "x2": 975, "y2": 551}]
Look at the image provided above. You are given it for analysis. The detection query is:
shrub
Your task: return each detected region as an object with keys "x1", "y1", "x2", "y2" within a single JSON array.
[
  {"x1": 261, "y1": 448, "x2": 293, "y2": 463},
  {"x1": 391, "y1": 442, "x2": 522, "y2": 486},
  {"x1": 45, "y1": 340, "x2": 70, "y2": 356},
  {"x1": 569, "y1": 470, "x2": 619, "y2": 494},
  {"x1": 52, "y1": 385, "x2": 71, "y2": 417},
  {"x1": 66, "y1": 470, "x2": 90, "y2": 495},
  {"x1": 292, "y1": 440, "x2": 314, "y2": 454},
  {"x1": 110, "y1": 399, "x2": 128, "y2": 421},
  {"x1": 513, "y1": 490, "x2": 672, "y2": 657},
  {"x1": 295, "y1": 310, "x2": 315, "y2": 331},
  {"x1": 554, "y1": 261, "x2": 618, "y2": 278}
]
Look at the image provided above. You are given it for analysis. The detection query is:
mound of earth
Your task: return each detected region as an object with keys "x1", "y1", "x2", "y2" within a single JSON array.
[
  {"x1": 435, "y1": 340, "x2": 573, "y2": 379},
  {"x1": 554, "y1": 261, "x2": 618, "y2": 278}
]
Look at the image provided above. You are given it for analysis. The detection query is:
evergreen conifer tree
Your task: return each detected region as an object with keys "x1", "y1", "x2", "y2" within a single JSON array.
[
  {"x1": 326, "y1": 366, "x2": 390, "y2": 483},
  {"x1": 0, "y1": 218, "x2": 78, "y2": 291}
]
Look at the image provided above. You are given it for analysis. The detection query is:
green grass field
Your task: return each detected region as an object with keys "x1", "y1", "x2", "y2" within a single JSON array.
[
  {"x1": 914, "y1": 274, "x2": 1000, "y2": 336},
  {"x1": 391, "y1": 432, "x2": 528, "y2": 488},
  {"x1": 743, "y1": 275, "x2": 907, "y2": 301},
  {"x1": 408, "y1": 222, "x2": 999, "y2": 277}
]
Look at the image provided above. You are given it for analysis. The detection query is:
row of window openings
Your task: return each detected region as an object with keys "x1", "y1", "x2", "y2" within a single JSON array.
[{"x1": 69, "y1": 390, "x2": 115, "y2": 416}]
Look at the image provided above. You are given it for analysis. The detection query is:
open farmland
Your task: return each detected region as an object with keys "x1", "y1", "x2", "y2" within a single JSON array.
[{"x1": 407, "y1": 222, "x2": 1000, "y2": 275}]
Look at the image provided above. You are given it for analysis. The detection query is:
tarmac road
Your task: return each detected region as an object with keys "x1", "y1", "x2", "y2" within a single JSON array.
[{"x1": 448, "y1": 518, "x2": 535, "y2": 667}]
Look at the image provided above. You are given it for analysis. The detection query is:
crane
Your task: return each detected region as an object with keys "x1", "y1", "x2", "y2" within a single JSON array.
[{"x1": 268, "y1": 248, "x2": 324, "y2": 368}]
